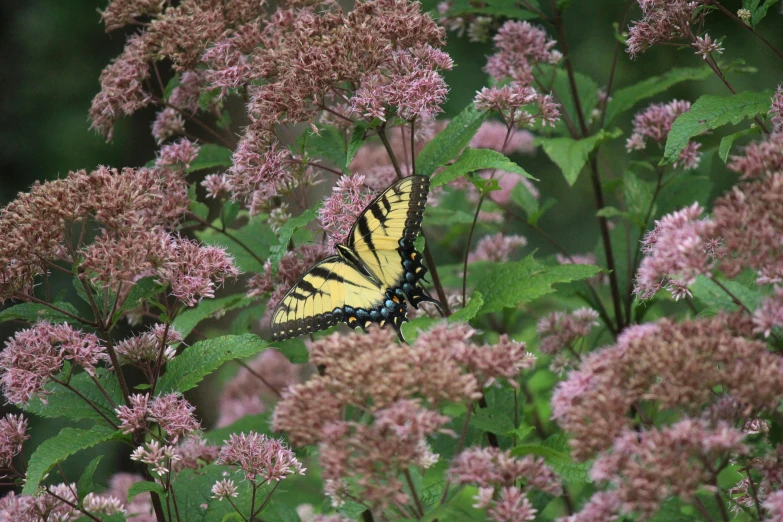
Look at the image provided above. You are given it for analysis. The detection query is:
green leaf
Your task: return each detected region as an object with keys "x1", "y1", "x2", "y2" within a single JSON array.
[
  {"x1": 623, "y1": 171, "x2": 654, "y2": 228},
  {"x1": 417, "y1": 105, "x2": 487, "y2": 177},
  {"x1": 510, "y1": 179, "x2": 539, "y2": 216},
  {"x1": 76, "y1": 455, "x2": 103, "y2": 503},
  {"x1": 189, "y1": 183, "x2": 210, "y2": 220},
  {"x1": 444, "y1": 0, "x2": 537, "y2": 19},
  {"x1": 272, "y1": 338, "x2": 309, "y2": 363},
  {"x1": 346, "y1": 122, "x2": 367, "y2": 167},
  {"x1": 113, "y1": 276, "x2": 162, "y2": 323},
  {"x1": 512, "y1": 434, "x2": 590, "y2": 483},
  {"x1": 204, "y1": 412, "x2": 272, "y2": 445},
  {"x1": 24, "y1": 425, "x2": 121, "y2": 495},
  {"x1": 195, "y1": 213, "x2": 277, "y2": 273},
  {"x1": 661, "y1": 90, "x2": 774, "y2": 165},
  {"x1": 543, "y1": 67, "x2": 599, "y2": 135},
  {"x1": 0, "y1": 301, "x2": 82, "y2": 325},
  {"x1": 431, "y1": 147, "x2": 535, "y2": 188},
  {"x1": 468, "y1": 407, "x2": 514, "y2": 434},
  {"x1": 127, "y1": 481, "x2": 166, "y2": 503},
  {"x1": 448, "y1": 292, "x2": 484, "y2": 323},
  {"x1": 537, "y1": 128, "x2": 622, "y2": 185},
  {"x1": 163, "y1": 73, "x2": 180, "y2": 101},
  {"x1": 20, "y1": 368, "x2": 122, "y2": 422},
  {"x1": 297, "y1": 125, "x2": 347, "y2": 169},
  {"x1": 187, "y1": 144, "x2": 233, "y2": 173},
  {"x1": 596, "y1": 206, "x2": 628, "y2": 219},
  {"x1": 267, "y1": 204, "x2": 322, "y2": 270},
  {"x1": 655, "y1": 174, "x2": 713, "y2": 219},
  {"x1": 171, "y1": 465, "x2": 252, "y2": 522},
  {"x1": 718, "y1": 126, "x2": 762, "y2": 162},
  {"x1": 604, "y1": 67, "x2": 712, "y2": 125},
  {"x1": 527, "y1": 198, "x2": 557, "y2": 226},
  {"x1": 222, "y1": 200, "x2": 240, "y2": 227},
  {"x1": 474, "y1": 256, "x2": 602, "y2": 314},
  {"x1": 424, "y1": 206, "x2": 478, "y2": 226},
  {"x1": 743, "y1": 0, "x2": 780, "y2": 26},
  {"x1": 400, "y1": 316, "x2": 438, "y2": 344},
  {"x1": 422, "y1": 486, "x2": 486, "y2": 521},
  {"x1": 172, "y1": 293, "x2": 255, "y2": 339},
  {"x1": 156, "y1": 334, "x2": 269, "y2": 394},
  {"x1": 691, "y1": 275, "x2": 760, "y2": 312}
]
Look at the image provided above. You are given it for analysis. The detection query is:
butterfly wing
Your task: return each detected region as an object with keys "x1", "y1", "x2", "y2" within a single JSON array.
[
  {"x1": 345, "y1": 175, "x2": 435, "y2": 307},
  {"x1": 270, "y1": 256, "x2": 408, "y2": 341}
]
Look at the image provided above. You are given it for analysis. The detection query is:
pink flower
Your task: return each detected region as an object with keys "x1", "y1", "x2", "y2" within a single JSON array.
[
  {"x1": 470, "y1": 121, "x2": 535, "y2": 155},
  {"x1": 634, "y1": 203, "x2": 715, "y2": 300},
  {"x1": 116, "y1": 393, "x2": 150, "y2": 435},
  {"x1": 626, "y1": 0, "x2": 706, "y2": 58},
  {"x1": 485, "y1": 21, "x2": 559, "y2": 86},
  {"x1": 90, "y1": 34, "x2": 152, "y2": 140},
  {"x1": 475, "y1": 84, "x2": 560, "y2": 127},
  {"x1": 764, "y1": 490, "x2": 783, "y2": 522},
  {"x1": 488, "y1": 487, "x2": 537, "y2": 522},
  {"x1": 201, "y1": 173, "x2": 230, "y2": 199},
  {"x1": 771, "y1": 85, "x2": 783, "y2": 131},
  {"x1": 155, "y1": 138, "x2": 200, "y2": 169},
  {"x1": 100, "y1": 0, "x2": 164, "y2": 32},
  {"x1": 148, "y1": 393, "x2": 201, "y2": 442},
  {"x1": 130, "y1": 440, "x2": 179, "y2": 476},
  {"x1": 626, "y1": 99, "x2": 701, "y2": 169},
  {"x1": 0, "y1": 322, "x2": 106, "y2": 405},
  {"x1": 217, "y1": 432, "x2": 305, "y2": 483},
  {"x1": 537, "y1": 308, "x2": 599, "y2": 355},
  {"x1": 226, "y1": 137, "x2": 292, "y2": 214},
  {"x1": 318, "y1": 174, "x2": 377, "y2": 252},
  {"x1": 468, "y1": 232, "x2": 527, "y2": 262},
  {"x1": 151, "y1": 108, "x2": 186, "y2": 144},
  {"x1": 692, "y1": 33, "x2": 724, "y2": 59},
  {"x1": 211, "y1": 479, "x2": 239, "y2": 500},
  {"x1": 0, "y1": 414, "x2": 29, "y2": 468}
]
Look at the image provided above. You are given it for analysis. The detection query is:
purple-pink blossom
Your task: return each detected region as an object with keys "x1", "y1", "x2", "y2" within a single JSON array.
[{"x1": 217, "y1": 431, "x2": 305, "y2": 483}]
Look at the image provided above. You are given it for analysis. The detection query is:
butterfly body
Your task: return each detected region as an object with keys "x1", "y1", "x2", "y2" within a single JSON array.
[{"x1": 270, "y1": 175, "x2": 439, "y2": 343}]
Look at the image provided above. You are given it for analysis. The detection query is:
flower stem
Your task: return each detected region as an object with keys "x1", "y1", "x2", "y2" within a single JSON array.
[
  {"x1": 188, "y1": 212, "x2": 267, "y2": 267},
  {"x1": 403, "y1": 469, "x2": 425, "y2": 518},
  {"x1": 50, "y1": 376, "x2": 118, "y2": 429},
  {"x1": 378, "y1": 124, "x2": 404, "y2": 180}
]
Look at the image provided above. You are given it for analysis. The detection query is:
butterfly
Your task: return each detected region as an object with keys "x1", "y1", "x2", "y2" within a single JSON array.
[{"x1": 270, "y1": 175, "x2": 441, "y2": 343}]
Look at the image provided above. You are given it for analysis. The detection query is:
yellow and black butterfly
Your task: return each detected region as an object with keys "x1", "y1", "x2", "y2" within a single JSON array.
[{"x1": 270, "y1": 175, "x2": 440, "y2": 343}]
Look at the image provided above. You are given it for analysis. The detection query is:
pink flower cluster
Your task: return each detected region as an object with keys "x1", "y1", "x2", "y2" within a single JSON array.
[
  {"x1": 537, "y1": 308, "x2": 599, "y2": 355},
  {"x1": 468, "y1": 232, "x2": 527, "y2": 263},
  {"x1": 626, "y1": 0, "x2": 708, "y2": 58},
  {"x1": 319, "y1": 174, "x2": 378, "y2": 251},
  {"x1": 0, "y1": 414, "x2": 28, "y2": 469},
  {"x1": 116, "y1": 392, "x2": 201, "y2": 442},
  {"x1": 484, "y1": 21, "x2": 560, "y2": 86},
  {"x1": 216, "y1": 431, "x2": 305, "y2": 483},
  {"x1": 449, "y1": 447, "x2": 562, "y2": 521},
  {"x1": 625, "y1": 99, "x2": 701, "y2": 169},
  {"x1": 551, "y1": 316, "x2": 783, "y2": 460},
  {"x1": 0, "y1": 322, "x2": 106, "y2": 405}
]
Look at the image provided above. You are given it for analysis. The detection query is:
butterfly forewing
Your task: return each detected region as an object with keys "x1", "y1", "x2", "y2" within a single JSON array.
[{"x1": 347, "y1": 176, "x2": 429, "y2": 288}]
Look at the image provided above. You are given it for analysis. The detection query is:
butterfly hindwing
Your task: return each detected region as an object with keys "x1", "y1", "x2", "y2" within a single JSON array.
[{"x1": 270, "y1": 256, "x2": 408, "y2": 341}]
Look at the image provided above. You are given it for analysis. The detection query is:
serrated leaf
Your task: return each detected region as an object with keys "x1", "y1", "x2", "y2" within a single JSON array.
[
  {"x1": 431, "y1": 147, "x2": 535, "y2": 187},
  {"x1": 77, "y1": 455, "x2": 103, "y2": 503},
  {"x1": 691, "y1": 275, "x2": 760, "y2": 312},
  {"x1": 0, "y1": 301, "x2": 83, "y2": 325},
  {"x1": 127, "y1": 481, "x2": 166, "y2": 503},
  {"x1": 267, "y1": 205, "x2": 321, "y2": 271},
  {"x1": 172, "y1": 294, "x2": 255, "y2": 339},
  {"x1": 400, "y1": 316, "x2": 438, "y2": 343},
  {"x1": 156, "y1": 334, "x2": 269, "y2": 394},
  {"x1": 511, "y1": 434, "x2": 590, "y2": 483},
  {"x1": 20, "y1": 368, "x2": 122, "y2": 422},
  {"x1": 187, "y1": 144, "x2": 233, "y2": 173},
  {"x1": 346, "y1": 122, "x2": 367, "y2": 167},
  {"x1": 604, "y1": 67, "x2": 712, "y2": 125},
  {"x1": 475, "y1": 256, "x2": 602, "y2": 314},
  {"x1": 24, "y1": 424, "x2": 121, "y2": 495},
  {"x1": 743, "y1": 0, "x2": 780, "y2": 26},
  {"x1": 623, "y1": 171, "x2": 654, "y2": 228},
  {"x1": 537, "y1": 128, "x2": 622, "y2": 185},
  {"x1": 417, "y1": 105, "x2": 487, "y2": 177},
  {"x1": 448, "y1": 292, "x2": 484, "y2": 323},
  {"x1": 662, "y1": 90, "x2": 773, "y2": 165},
  {"x1": 718, "y1": 126, "x2": 762, "y2": 162},
  {"x1": 204, "y1": 412, "x2": 272, "y2": 444},
  {"x1": 297, "y1": 125, "x2": 347, "y2": 169}
]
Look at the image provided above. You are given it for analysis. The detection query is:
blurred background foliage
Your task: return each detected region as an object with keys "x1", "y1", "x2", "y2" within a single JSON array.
[{"x1": 2, "y1": 0, "x2": 783, "y2": 500}]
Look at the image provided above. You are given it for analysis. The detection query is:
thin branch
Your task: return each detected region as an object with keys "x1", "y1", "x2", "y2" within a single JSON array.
[
  {"x1": 477, "y1": 393, "x2": 500, "y2": 447},
  {"x1": 693, "y1": 497, "x2": 717, "y2": 522},
  {"x1": 421, "y1": 232, "x2": 452, "y2": 317},
  {"x1": 410, "y1": 117, "x2": 417, "y2": 175},
  {"x1": 87, "y1": 372, "x2": 118, "y2": 410},
  {"x1": 378, "y1": 124, "x2": 404, "y2": 180},
  {"x1": 551, "y1": 1, "x2": 589, "y2": 137},
  {"x1": 440, "y1": 402, "x2": 474, "y2": 504},
  {"x1": 188, "y1": 213, "x2": 266, "y2": 267},
  {"x1": 46, "y1": 488, "x2": 101, "y2": 522},
  {"x1": 150, "y1": 320, "x2": 173, "y2": 395},
  {"x1": 253, "y1": 481, "x2": 280, "y2": 518},
  {"x1": 713, "y1": 1, "x2": 783, "y2": 64},
  {"x1": 235, "y1": 359, "x2": 283, "y2": 398},
  {"x1": 403, "y1": 469, "x2": 425, "y2": 518},
  {"x1": 104, "y1": 333, "x2": 132, "y2": 407},
  {"x1": 598, "y1": 0, "x2": 634, "y2": 128}
]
